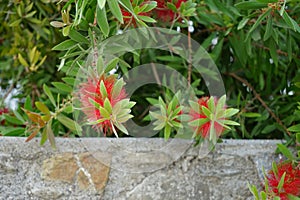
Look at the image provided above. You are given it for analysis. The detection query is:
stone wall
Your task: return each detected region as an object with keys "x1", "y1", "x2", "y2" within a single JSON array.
[{"x1": 0, "y1": 137, "x2": 280, "y2": 200}]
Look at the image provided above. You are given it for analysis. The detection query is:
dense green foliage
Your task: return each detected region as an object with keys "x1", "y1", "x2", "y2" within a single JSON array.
[{"x1": 0, "y1": 0, "x2": 300, "y2": 147}]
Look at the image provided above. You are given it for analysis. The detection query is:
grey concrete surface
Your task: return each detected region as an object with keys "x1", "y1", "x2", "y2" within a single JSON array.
[{"x1": 0, "y1": 137, "x2": 281, "y2": 200}]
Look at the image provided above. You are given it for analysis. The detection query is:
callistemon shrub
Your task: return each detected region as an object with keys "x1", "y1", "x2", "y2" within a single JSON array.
[
  {"x1": 264, "y1": 161, "x2": 300, "y2": 200},
  {"x1": 78, "y1": 74, "x2": 135, "y2": 137},
  {"x1": 188, "y1": 95, "x2": 239, "y2": 144}
]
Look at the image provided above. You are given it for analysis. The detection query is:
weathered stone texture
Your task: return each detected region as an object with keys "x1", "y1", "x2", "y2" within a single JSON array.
[{"x1": 0, "y1": 137, "x2": 279, "y2": 199}]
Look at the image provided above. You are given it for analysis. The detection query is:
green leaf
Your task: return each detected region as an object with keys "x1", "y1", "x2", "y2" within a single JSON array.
[
  {"x1": 50, "y1": 21, "x2": 65, "y2": 28},
  {"x1": 18, "y1": 53, "x2": 29, "y2": 67},
  {"x1": 237, "y1": 18, "x2": 249, "y2": 30},
  {"x1": 164, "y1": 124, "x2": 171, "y2": 140},
  {"x1": 104, "y1": 98, "x2": 112, "y2": 113},
  {"x1": 189, "y1": 100, "x2": 200, "y2": 112},
  {"x1": 46, "y1": 120, "x2": 56, "y2": 149},
  {"x1": 2, "y1": 127, "x2": 25, "y2": 136},
  {"x1": 112, "y1": 78, "x2": 124, "y2": 99},
  {"x1": 100, "y1": 80, "x2": 108, "y2": 98},
  {"x1": 221, "y1": 120, "x2": 240, "y2": 126},
  {"x1": 40, "y1": 127, "x2": 48, "y2": 146},
  {"x1": 24, "y1": 95, "x2": 33, "y2": 111},
  {"x1": 248, "y1": 183, "x2": 259, "y2": 200},
  {"x1": 140, "y1": 1, "x2": 157, "y2": 12},
  {"x1": 224, "y1": 108, "x2": 239, "y2": 118},
  {"x1": 279, "y1": 0, "x2": 286, "y2": 16},
  {"x1": 105, "y1": 57, "x2": 119, "y2": 73},
  {"x1": 99, "y1": 107, "x2": 111, "y2": 118},
  {"x1": 57, "y1": 114, "x2": 82, "y2": 132},
  {"x1": 242, "y1": 112, "x2": 261, "y2": 118},
  {"x1": 235, "y1": 1, "x2": 267, "y2": 10},
  {"x1": 35, "y1": 102, "x2": 50, "y2": 115},
  {"x1": 97, "y1": 0, "x2": 106, "y2": 9},
  {"x1": 114, "y1": 121, "x2": 129, "y2": 135},
  {"x1": 52, "y1": 39, "x2": 77, "y2": 51},
  {"x1": 246, "y1": 8, "x2": 271, "y2": 40},
  {"x1": 97, "y1": 6, "x2": 110, "y2": 37},
  {"x1": 277, "y1": 143, "x2": 296, "y2": 160},
  {"x1": 201, "y1": 106, "x2": 212, "y2": 119},
  {"x1": 261, "y1": 124, "x2": 276, "y2": 134},
  {"x1": 107, "y1": 0, "x2": 124, "y2": 24},
  {"x1": 3, "y1": 115, "x2": 24, "y2": 125},
  {"x1": 277, "y1": 172, "x2": 286, "y2": 191},
  {"x1": 138, "y1": 15, "x2": 156, "y2": 23},
  {"x1": 282, "y1": 11, "x2": 300, "y2": 33},
  {"x1": 52, "y1": 82, "x2": 73, "y2": 93},
  {"x1": 263, "y1": 14, "x2": 273, "y2": 41},
  {"x1": 9, "y1": 19, "x2": 22, "y2": 27},
  {"x1": 268, "y1": 38, "x2": 278, "y2": 67},
  {"x1": 69, "y1": 29, "x2": 89, "y2": 44},
  {"x1": 189, "y1": 118, "x2": 209, "y2": 127},
  {"x1": 43, "y1": 84, "x2": 56, "y2": 107}
]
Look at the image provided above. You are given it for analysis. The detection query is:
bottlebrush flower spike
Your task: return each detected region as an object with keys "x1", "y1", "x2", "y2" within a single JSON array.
[
  {"x1": 78, "y1": 74, "x2": 135, "y2": 137},
  {"x1": 188, "y1": 95, "x2": 239, "y2": 143},
  {"x1": 264, "y1": 161, "x2": 300, "y2": 199}
]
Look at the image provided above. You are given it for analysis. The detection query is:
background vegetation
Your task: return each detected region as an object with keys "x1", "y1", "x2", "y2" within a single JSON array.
[{"x1": 0, "y1": 0, "x2": 299, "y2": 146}]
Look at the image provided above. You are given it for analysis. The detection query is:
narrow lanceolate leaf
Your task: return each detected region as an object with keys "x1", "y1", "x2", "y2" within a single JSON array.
[
  {"x1": 288, "y1": 124, "x2": 300, "y2": 132},
  {"x1": 277, "y1": 143, "x2": 296, "y2": 160},
  {"x1": 237, "y1": 18, "x2": 249, "y2": 30},
  {"x1": 99, "y1": 106, "x2": 111, "y2": 119},
  {"x1": 114, "y1": 121, "x2": 129, "y2": 135},
  {"x1": 107, "y1": 0, "x2": 124, "y2": 24},
  {"x1": 277, "y1": 172, "x2": 286, "y2": 191},
  {"x1": 282, "y1": 11, "x2": 300, "y2": 33},
  {"x1": 263, "y1": 13, "x2": 273, "y2": 41},
  {"x1": 35, "y1": 101, "x2": 50, "y2": 115},
  {"x1": 25, "y1": 128, "x2": 40, "y2": 142},
  {"x1": 57, "y1": 114, "x2": 82, "y2": 132},
  {"x1": 46, "y1": 120, "x2": 56, "y2": 149},
  {"x1": 43, "y1": 84, "x2": 56, "y2": 107},
  {"x1": 189, "y1": 100, "x2": 200, "y2": 112},
  {"x1": 52, "y1": 39, "x2": 77, "y2": 51},
  {"x1": 96, "y1": 6, "x2": 110, "y2": 37},
  {"x1": 22, "y1": 109, "x2": 45, "y2": 127},
  {"x1": 103, "y1": 98, "x2": 112, "y2": 113},
  {"x1": 235, "y1": 1, "x2": 267, "y2": 10},
  {"x1": 224, "y1": 108, "x2": 239, "y2": 117},
  {"x1": 52, "y1": 82, "x2": 73, "y2": 93},
  {"x1": 40, "y1": 127, "x2": 48, "y2": 146},
  {"x1": 18, "y1": 53, "x2": 29, "y2": 67},
  {"x1": 246, "y1": 8, "x2": 271, "y2": 40},
  {"x1": 189, "y1": 118, "x2": 209, "y2": 127},
  {"x1": 97, "y1": 0, "x2": 106, "y2": 9},
  {"x1": 100, "y1": 80, "x2": 108, "y2": 98},
  {"x1": 69, "y1": 29, "x2": 89, "y2": 44},
  {"x1": 112, "y1": 78, "x2": 124, "y2": 99},
  {"x1": 164, "y1": 124, "x2": 171, "y2": 140}
]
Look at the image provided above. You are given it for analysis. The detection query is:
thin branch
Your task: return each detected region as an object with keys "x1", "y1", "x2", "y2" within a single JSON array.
[
  {"x1": 187, "y1": 26, "x2": 192, "y2": 85},
  {"x1": 227, "y1": 72, "x2": 291, "y2": 136},
  {"x1": 253, "y1": 43, "x2": 300, "y2": 59},
  {"x1": 92, "y1": 13, "x2": 98, "y2": 68}
]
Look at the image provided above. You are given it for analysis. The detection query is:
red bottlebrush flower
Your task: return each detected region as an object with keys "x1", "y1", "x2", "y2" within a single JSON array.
[
  {"x1": 189, "y1": 96, "x2": 225, "y2": 138},
  {"x1": 265, "y1": 162, "x2": 300, "y2": 199},
  {"x1": 0, "y1": 108, "x2": 9, "y2": 125},
  {"x1": 78, "y1": 74, "x2": 126, "y2": 134},
  {"x1": 154, "y1": 0, "x2": 186, "y2": 22}
]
